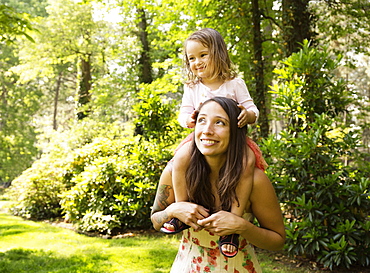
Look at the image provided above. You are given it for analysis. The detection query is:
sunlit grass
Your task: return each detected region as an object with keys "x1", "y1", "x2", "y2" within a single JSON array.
[
  {"x1": 0, "y1": 202, "x2": 179, "y2": 273},
  {"x1": 0, "y1": 200, "x2": 311, "y2": 273}
]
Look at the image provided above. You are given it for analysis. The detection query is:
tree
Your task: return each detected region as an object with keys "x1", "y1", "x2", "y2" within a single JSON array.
[
  {"x1": 282, "y1": 0, "x2": 313, "y2": 56},
  {"x1": 0, "y1": 4, "x2": 34, "y2": 44},
  {"x1": 0, "y1": 43, "x2": 40, "y2": 184}
]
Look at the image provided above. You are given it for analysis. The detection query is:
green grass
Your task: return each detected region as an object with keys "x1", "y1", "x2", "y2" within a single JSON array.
[
  {"x1": 0, "y1": 201, "x2": 179, "y2": 273},
  {"x1": 0, "y1": 201, "x2": 313, "y2": 273}
]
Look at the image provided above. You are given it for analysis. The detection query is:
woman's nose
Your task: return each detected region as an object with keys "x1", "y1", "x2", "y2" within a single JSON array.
[{"x1": 202, "y1": 123, "x2": 213, "y2": 135}]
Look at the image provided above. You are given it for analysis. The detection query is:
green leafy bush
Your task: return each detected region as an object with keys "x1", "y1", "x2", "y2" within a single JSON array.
[
  {"x1": 8, "y1": 157, "x2": 66, "y2": 219},
  {"x1": 60, "y1": 136, "x2": 173, "y2": 234},
  {"x1": 8, "y1": 77, "x2": 185, "y2": 234},
  {"x1": 7, "y1": 120, "x2": 128, "y2": 220},
  {"x1": 263, "y1": 41, "x2": 370, "y2": 269},
  {"x1": 263, "y1": 116, "x2": 370, "y2": 269}
]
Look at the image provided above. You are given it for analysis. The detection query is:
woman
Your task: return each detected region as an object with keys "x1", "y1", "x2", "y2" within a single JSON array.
[{"x1": 151, "y1": 97, "x2": 285, "y2": 272}]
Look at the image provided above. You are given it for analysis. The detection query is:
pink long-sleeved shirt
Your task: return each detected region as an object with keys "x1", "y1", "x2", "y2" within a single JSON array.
[{"x1": 178, "y1": 78, "x2": 259, "y2": 128}]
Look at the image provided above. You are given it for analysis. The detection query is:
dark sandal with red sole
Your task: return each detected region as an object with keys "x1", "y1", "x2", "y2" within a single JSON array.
[
  {"x1": 160, "y1": 218, "x2": 190, "y2": 234},
  {"x1": 219, "y1": 233, "x2": 239, "y2": 258}
]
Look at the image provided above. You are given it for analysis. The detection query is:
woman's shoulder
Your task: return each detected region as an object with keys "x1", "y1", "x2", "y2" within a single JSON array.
[{"x1": 250, "y1": 168, "x2": 276, "y2": 202}]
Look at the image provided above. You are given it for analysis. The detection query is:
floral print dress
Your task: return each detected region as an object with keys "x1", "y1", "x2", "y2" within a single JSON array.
[{"x1": 170, "y1": 213, "x2": 262, "y2": 273}]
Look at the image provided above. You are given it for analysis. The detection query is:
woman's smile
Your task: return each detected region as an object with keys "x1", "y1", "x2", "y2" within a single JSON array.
[
  {"x1": 201, "y1": 138, "x2": 217, "y2": 144},
  {"x1": 195, "y1": 101, "x2": 230, "y2": 157}
]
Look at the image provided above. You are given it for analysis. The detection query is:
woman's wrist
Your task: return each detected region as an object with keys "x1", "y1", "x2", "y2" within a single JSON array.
[{"x1": 235, "y1": 216, "x2": 251, "y2": 235}]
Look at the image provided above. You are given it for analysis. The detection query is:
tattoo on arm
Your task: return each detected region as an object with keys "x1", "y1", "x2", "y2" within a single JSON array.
[
  {"x1": 152, "y1": 184, "x2": 172, "y2": 214},
  {"x1": 153, "y1": 210, "x2": 169, "y2": 225}
]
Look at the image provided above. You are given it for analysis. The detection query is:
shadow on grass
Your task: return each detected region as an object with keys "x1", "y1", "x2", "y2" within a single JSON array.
[
  {"x1": 0, "y1": 248, "x2": 110, "y2": 273},
  {"x1": 0, "y1": 215, "x2": 61, "y2": 237}
]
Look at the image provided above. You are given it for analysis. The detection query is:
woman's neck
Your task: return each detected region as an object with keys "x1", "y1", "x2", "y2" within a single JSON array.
[{"x1": 206, "y1": 155, "x2": 226, "y2": 174}]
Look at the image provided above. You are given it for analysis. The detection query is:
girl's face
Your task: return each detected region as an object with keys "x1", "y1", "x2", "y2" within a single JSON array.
[
  {"x1": 195, "y1": 101, "x2": 230, "y2": 159},
  {"x1": 186, "y1": 40, "x2": 211, "y2": 79}
]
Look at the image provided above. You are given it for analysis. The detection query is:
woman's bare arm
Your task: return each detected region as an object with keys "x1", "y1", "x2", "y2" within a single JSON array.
[{"x1": 151, "y1": 168, "x2": 210, "y2": 231}]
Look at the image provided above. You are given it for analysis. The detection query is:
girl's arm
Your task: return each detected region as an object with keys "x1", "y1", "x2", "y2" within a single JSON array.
[
  {"x1": 172, "y1": 142, "x2": 191, "y2": 202},
  {"x1": 234, "y1": 78, "x2": 259, "y2": 124},
  {"x1": 178, "y1": 85, "x2": 196, "y2": 128}
]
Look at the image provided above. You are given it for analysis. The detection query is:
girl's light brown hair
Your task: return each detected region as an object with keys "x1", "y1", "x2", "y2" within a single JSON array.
[{"x1": 183, "y1": 28, "x2": 237, "y2": 86}]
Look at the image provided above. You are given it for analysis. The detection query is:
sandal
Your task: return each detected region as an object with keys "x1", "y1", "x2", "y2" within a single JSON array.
[
  {"x1": 219, "y1": 233, "x2": 239, "y2": 258},
  {"x1": 160, "y1": 218, "x2": 190, "y2": 234}
]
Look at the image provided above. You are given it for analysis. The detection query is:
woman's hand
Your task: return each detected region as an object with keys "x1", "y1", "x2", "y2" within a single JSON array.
[
  {"x1": 167, "y1": 201, "x2": 210, "y2": 230},
  {"x1": 197, "y1": 211, "x2": 247, "y2": 236}
]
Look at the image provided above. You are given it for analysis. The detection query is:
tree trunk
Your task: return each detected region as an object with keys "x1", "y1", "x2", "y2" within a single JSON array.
[
  {"x1": 282, "y1": 0, "x2": 312, "y2": 56},
  {"x1": 77, "y1": 55, "x2": 92, "y2": 120},
  {"x1": 0, "y1": 84, "x2": 7, "y2": 131},
  {"x1": 137, "y1": 8, "x2": 152, "y2": 84},
  {"x1": 251, "y1": 0, "x2": 269, "y2": 138},
  {"x1": 53, "y1": 72, "x2": 62, "y2": 130}
]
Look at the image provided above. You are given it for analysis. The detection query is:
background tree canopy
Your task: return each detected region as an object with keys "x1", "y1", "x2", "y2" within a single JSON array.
[{"x1": 1, "y1": 0, "x2": 369, "y2": 270}]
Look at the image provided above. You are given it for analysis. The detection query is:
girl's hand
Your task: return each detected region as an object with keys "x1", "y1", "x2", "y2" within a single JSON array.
[
  {"x1": 237, "y1": 105, "x2": 248, "y2": 127},
  {"x1": 237, "y1": 106, "x2": 256, "y2": 127},
  {"x1": 186, "y1": 110, "x2": 198, "y2": 128}
]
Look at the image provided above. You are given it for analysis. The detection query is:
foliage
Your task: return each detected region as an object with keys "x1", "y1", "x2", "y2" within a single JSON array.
[
  {"x1": 61, "y1": 79, "x2": 184, "y2": 233},
  {"x1": 0, "y1": 42, "x2": 41, "y2": 184},
  {"x1": 0, "y1": 4, "x2": 35, "y2": 43},
  {"x1": 271, "y1": 40, "x2": 351, "y2": 127},
  {"x1": 263, "y1": 43, "x2": 370, "y2": 269},
  {"x1": 7, "y1": 157, "x2": 66, "y2": 219},
  {"x1": 133, "y1": 72, "x2": 186, "y2": 143},
  {"x1": 8, "y1": 79, "x2": 183, "y2": 233},
  {"x1": 60, "y1": 135, "x2": 173, "y2": 234}
]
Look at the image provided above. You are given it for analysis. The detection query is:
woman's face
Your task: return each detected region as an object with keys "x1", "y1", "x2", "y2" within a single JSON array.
[
  {"x1": 186, "y1": 40, "x2": 210, "y2": 79},
  {"x1": 195, "y1": 101, "x2": 230, "y2": 158}
]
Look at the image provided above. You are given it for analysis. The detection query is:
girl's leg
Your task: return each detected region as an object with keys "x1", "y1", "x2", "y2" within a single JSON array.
[
  {"x1": 220, "y1": 147, "x2": 255, "y2": 256},
  {"x1": 161, "y1": 142, "x2": 192, "y2": 233}
]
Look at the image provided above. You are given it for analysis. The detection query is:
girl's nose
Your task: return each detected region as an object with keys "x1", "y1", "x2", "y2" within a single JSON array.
[{"x1": 195, "y1": 58, "x2": 203, "y2": 66}]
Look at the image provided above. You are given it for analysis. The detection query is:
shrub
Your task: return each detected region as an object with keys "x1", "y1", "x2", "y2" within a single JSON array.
[
  {"x1": 7, "y1": 69, "x2": 188, "y2": 234},
  {"x1": 60, "y1": 136, "x2": 173, "y2": 234},
  {"x1": 7, "y1": 120, "x2": 128, "y2": 220},
  {"x1": 263, "y1": 115, "x2": 370, "y2": 269},
  {"x1": 7, "y1": 157, "x2": 66, "y2": 219},
  {"x1": 263, "y1": 41, "x2": 370, "y2": 269}
]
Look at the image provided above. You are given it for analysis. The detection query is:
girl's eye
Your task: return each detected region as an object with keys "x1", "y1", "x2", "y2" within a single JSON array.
[
  {"x1": 188, "y1": 56, "x2": 194, "y2": 61},
  {"x1": 201, "y1": 53, "x2": 208, "y2": 57},
  {"x1": 216, "y1": 120, "x2": 225, "y2": 126}
]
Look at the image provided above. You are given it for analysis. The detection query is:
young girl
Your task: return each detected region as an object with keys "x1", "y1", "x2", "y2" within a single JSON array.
[{"x1": 160, "y1": 28, "x2": 267, "y2": 258}]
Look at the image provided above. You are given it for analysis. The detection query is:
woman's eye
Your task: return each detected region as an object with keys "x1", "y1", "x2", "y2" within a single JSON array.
[
  {"x1": 197, "y1": 117, "x2": 206, "y2": 123},
  {"x1": 215, "y1": 120, "x2": 226, "y2": 126},
  {"x1": 201, "y1": 54, "x2": 208, "y2": 57}
]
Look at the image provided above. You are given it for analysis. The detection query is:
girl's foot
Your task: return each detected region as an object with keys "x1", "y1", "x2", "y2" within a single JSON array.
[
  {"x1": 160, "y1": 218, "x2": 190, "y2": 234},
  {"x1": 219, "y1": 234, "x2": 239, "y2": 258}
]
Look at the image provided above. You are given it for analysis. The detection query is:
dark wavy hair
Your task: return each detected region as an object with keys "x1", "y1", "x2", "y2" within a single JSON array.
[
  {"x1": 185, "y1": 97, "x2": 248, "y2": 213},
  {"x1": 183, "y1": 28, "x2": 237, "y2": 86}
]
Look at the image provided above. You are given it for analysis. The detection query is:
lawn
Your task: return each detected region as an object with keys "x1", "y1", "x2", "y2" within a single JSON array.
[{"x1": 0, "y1": 200, "x2": 362, "y2": 273}]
